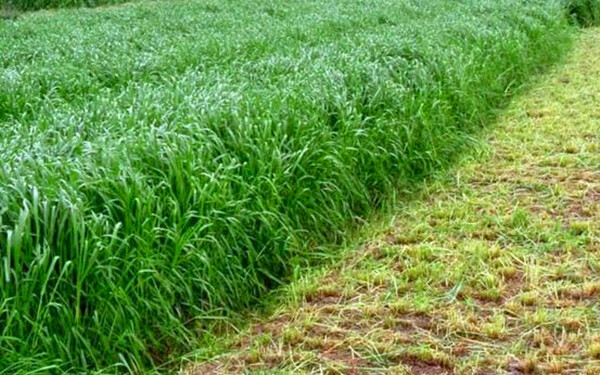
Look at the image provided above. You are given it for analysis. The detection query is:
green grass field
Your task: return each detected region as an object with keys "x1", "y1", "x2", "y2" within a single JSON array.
[
  {"x1": 189, "y1": 27, "x2": 600, "y2": 374},
  {"x1": 0, "y1": 0, "x2": 598, "y2": 373}
]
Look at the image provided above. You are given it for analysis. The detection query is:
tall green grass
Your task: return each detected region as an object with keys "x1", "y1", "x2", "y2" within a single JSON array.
[
  {"x1": 0, "y1": 0, "x2": 589, "y2": 372},
  {"x1": 566, "y1": 0, "x2": 600, "y2": 25}
]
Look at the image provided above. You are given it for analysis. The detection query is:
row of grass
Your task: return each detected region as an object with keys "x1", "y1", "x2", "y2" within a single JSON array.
[
  {"x1": 0, "y1": 0, "x2": 597, "y2": 373},
  {"x1": 3, "y1": 0, "x2": 598, "y2": 23}
]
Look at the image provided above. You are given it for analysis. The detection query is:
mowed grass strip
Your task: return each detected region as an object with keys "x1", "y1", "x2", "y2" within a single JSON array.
[
  {"x1": 0, "y1": 0, "x2": 597, "y2": 373},
  {"x1": 187, "y1": 28, "x2": 600, "y2": 374}
]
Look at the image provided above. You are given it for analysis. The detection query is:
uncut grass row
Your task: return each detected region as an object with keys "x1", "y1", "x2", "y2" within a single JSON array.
[
  {"x1": 0, "y1": 0, "x2": 593, "y2": 372},
  {"x1": 2, "y1": 0, "x2": 599, "y2": 17}
]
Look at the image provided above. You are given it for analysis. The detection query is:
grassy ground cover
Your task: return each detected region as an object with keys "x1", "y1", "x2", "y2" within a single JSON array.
[
  {"x1": 188, "y1": 28, "x2": 600, "y2": 374},
  {"x1": 567, "y1": 0, "x2": 600, "y2": 26},
  {"x1": 0, "y1": 0, "x2": 596, "y2": 373}
]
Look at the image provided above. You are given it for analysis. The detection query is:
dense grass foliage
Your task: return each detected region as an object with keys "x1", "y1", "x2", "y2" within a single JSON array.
[
  {"x1": 3, "y1": 0, "x2": 599, "y2": 18},
  {"x1": 0, "y1": 0, "x2": 580, "y2": 372},
  {"x1": 566, "y1": 0, "x2": 600, "y2": 26}
]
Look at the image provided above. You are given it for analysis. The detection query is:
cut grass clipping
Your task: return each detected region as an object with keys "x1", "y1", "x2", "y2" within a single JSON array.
[{"x1": 0, "y1": 0, "x2": 595, "y2": 373}]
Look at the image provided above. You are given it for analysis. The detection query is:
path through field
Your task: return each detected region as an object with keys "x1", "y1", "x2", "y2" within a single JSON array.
[{"x1": 187, "y1": 28, "x2": 600, "y2": 374}]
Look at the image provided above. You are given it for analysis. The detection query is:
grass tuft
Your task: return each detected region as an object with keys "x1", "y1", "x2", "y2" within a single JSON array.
[{"x1": 565, "y1": 0, "x2": 600, "y2": 26}]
